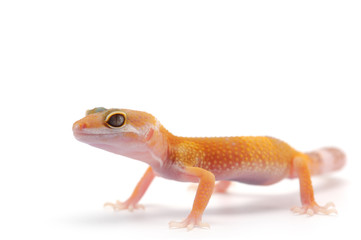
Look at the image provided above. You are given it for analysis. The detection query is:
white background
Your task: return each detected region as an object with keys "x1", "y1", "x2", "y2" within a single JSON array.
[{"x1": 1, "y1": 0, "x2": 360, "y2": 239}]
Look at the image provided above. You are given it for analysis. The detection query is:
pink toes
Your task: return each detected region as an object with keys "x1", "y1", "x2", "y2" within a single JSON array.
[
  {"x1": 104, "y1": 200, "x2": 145, "y2": 211},
  {"x1": 291, "y1": 202, "x2": 337, "y2": 216},
  {"x1": 169, "y1": 214, "x2": 210, "y2": 231}
]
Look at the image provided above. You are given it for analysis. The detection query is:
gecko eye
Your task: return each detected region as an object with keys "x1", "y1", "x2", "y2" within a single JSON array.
[{"x1": 105, "y1": 112, "x2": 126, "y2": 128}]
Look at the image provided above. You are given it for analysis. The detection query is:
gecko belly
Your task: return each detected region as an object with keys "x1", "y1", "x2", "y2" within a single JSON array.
[{"x1": 211, "y1": 166, "x2": 290, "y2": 185}]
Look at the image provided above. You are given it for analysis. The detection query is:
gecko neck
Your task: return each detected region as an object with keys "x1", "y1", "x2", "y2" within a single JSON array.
[{"x1": 143, "y1": 124, "x2": 175, "y2": 170}]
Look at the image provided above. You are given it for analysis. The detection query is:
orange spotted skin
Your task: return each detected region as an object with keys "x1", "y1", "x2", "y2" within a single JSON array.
[
  {"x1": 73, "y1": 108, "x2": 346, "y2": 230},
  {"x1": 167, "y1": 136, "x2": 298, "y2": 185}
]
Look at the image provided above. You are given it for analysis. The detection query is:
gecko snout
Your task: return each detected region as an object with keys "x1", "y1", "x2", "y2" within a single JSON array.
[{"x1": 72, "y1": 121, "x2": 89, "y2": 133}]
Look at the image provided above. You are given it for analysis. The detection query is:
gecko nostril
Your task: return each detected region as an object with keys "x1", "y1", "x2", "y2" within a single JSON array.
[
  {"x1": 73, "y1": 122, "x2": 88, "y2": 132},
  {"x1": 81, "y1": 123, "x2": 88, "y2": 129}
]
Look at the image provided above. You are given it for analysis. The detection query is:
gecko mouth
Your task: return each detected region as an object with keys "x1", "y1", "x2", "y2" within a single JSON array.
[
  {"x1": 72, "y1": 129, "x2": 114, "y2": 135},
  {"x1": 73, "y1": 132, "x2": 120, "y2": 144}
]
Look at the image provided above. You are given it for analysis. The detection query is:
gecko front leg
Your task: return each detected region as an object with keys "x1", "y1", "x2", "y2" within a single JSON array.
[
  {"x1": 104, "y1": 166, "x2": 155, "y2": 211},
  {"x1": 169, "y1": 167, "x2": 215, "y2": 230}
]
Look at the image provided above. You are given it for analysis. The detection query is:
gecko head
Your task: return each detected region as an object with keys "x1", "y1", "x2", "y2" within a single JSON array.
[{"x1": 72, "y1": 107, "x2": 161, "y2": 157}]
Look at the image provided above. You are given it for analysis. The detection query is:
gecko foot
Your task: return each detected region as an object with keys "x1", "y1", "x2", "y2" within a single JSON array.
[
  {"x1": 291, "y1": 202, "x2": 337, "y2": 216},
  {"x1": 104, "y1": 200, "x2": 145, "y2": 212},
  {"x1": 169, "y1": 214, "x2": 210, "y2": 231}
]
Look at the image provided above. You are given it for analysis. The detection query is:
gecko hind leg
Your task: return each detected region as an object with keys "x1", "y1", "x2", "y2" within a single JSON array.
[
  {"x1": 291, "y1": 156, "x2": 337, "y2": 215},
  {"x1": 213, "y1": 181, "x2": 232, "y2": 193}
]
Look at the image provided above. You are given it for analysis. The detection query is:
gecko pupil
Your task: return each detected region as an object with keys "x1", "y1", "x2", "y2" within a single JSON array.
[{"x1": 107, "y1": 114, "x2": 125, "y2": 127}]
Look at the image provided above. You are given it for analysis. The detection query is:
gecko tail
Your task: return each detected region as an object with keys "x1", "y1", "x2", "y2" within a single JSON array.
[{"x1": 306, "y1": 147, "x2": 346, "y2": 176}]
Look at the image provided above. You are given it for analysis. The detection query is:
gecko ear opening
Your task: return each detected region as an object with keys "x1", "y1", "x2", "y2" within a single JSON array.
[{"x1": 145, "y1": 128, "x2": 154, "y2": 141}]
